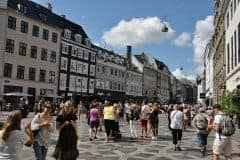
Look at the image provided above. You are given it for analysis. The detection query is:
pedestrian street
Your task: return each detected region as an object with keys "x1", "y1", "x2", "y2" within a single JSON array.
[{"x1": 11, "y1": 113, "x2": 239, "y2": 160}]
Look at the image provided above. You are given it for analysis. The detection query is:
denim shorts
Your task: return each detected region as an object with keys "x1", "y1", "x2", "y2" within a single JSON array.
[{"x1": 197, "y1": 133, "x2": 208, "y2": 147}]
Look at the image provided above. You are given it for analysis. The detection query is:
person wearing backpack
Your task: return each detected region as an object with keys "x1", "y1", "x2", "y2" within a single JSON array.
[
  {"x1": 212, "y1": 104, "x2": 235, "y2": 160},
  {"x1": 192, "y1": 108, "x2": 209, "y2": 156}
]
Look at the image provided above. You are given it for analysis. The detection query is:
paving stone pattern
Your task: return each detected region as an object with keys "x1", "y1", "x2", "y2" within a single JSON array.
[{"x1": 1, "y1": 112, "x2": 240, "y2": 160}]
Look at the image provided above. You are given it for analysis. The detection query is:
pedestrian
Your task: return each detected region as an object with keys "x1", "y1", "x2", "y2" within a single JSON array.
[
  {"x1": 31, "y1": 102, "x2": 55, "y2": 160},
  {"x1": 18, "y1": 97, "x2": 29, "y2": 118},
  {"x1": 77, "y1": 100, "x2": 86, "y2": 122},
  {"x1": 53, "y1": 121, "x2": 79, "y2": 160},
  {"x1": 103, "y1": 100, "x2": 116, "y2": 143},
  {"x1": 170, "y1": 104, "x2": 184, "y2": 151},
  {"x1": 89, "y1": 102, "x2": 100, "y2": 141},
  {"x1": 212, "y1": 104, "x2": 235, "y2": 160},
  {"x1": 53, "y1": 100, "x2": 79, "y2": 160},
  {"x1": 124, "y1": 101, "x2": 131, "y2": 123},
  {"x1": 192, "y1": 108, "x2": 209, "y2": 156},
  {"x1": 140, "y1": 101, "x2": 150, "y2": 138},
  {"x1": 129, "y1": 103, "x2": 140, "y2": 139},
  {"x1": 149, "y1": 103, "x2": 159, "y2": 140},
  {"x1": 56, "y1": 100, "x2": 78, "y2": 130},
  {"x1": 0, "y1": 111, "x2": 34, "y2": 159}
]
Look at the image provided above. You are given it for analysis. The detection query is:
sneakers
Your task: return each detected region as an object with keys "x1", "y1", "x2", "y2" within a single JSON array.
[
  {"x1": 89, "y1": 138, "x2": 93, "y2": 141},
  {"x1": 94, "y1": 136, "x2": 98, "y2": 139},
  {"x1": 151, "y1": 136, "x2": 156, "y2": 140}
]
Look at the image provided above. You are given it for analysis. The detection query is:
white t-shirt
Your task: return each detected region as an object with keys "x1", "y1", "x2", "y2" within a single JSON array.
[
  {"x1": 214, "y1": 114, "x2": 227, "y2": 138},
  {"x1": 141, "y1": 105, "x2": 150, "y2": 120},
  {"x1": 170, "y1": 110, "x2": 183, "y2": 129},
  {"x1": 0, "y1": 130, "x2": 29, "y2": 160}
]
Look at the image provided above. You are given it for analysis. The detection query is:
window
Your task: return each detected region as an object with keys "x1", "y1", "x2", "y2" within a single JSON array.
[
  {"x1": 41, "y1": 48, "x2": 47, "y2": 61},
  {"x1": 238, "y1": 23, "x2": 240, "y2": 63},
  {"x1": 5, "y1": 39, "x2": 14, "y2": 53},
  {"x1": 18, "y1": 4, "x2": 27, "y2": 14},
  {"x1": 234, "y1": 0, "x2": 237, "y2": 12},
  {"x1": 8, "y1": 16, "x2": 16, "y2": 30},
  {"x1": 30, "y1": 46, "x2": 37, "y2": 58},
  {"x1": 71, "y1": 47, "x2": 77, "y2": 57},
  {"x1": 42, "y1": 29, "x2": 49, "y2": 40},
  {"x1": 61, "y1": 43, "x2": 68, "y2": 54},
  {"x1": 32, "y1": 25, "x2": 39, "y2": 37},
  {"x1": 52, "y1": 32, "x2": 58, "y2": 43},
  {"x1": 230, "y1": 2, "x2": 233, "y2": 19},
  {"x1": 85, "y1": 38, "x2": 91, "y2": 46},
  {"x1": 234, "y1": 30, "x2": 237, "y2": 67},
  {"x1": 231, "y1": 36, "x2": 234, "y2": 70},
  {"x1": 19, "y1": 42, "x2": 27, "y2": 56},
  {"x1": 77, "y1": 48, "x2": 83, "y2": 58},
  {"x1": 49, "y1": 71, "x2": 55, "y2": 83},
  {"x1": 84, "y1": 51, "x2": 89, "y2": 60},
  {"x1": 90, "y1": 52, "x2": 96, "y2": 62},
  {"x1": 64, "y1": 29, "x2": 71, "y2": 39},
  {"x1": 39, "y1": 69, "x2": 46, "y2": 82},
  {"x1": 60, "y1": 57, "x2": 68, "y2": 70},
  {"x1": 226, "y1": 12, "x2": 229, "y2": 28},
  {"x1": 50, "y1": 51, "x2": 56, "y2": 63},
  {"x1": 75, "y1": 34, "x2": 82, "y2": 43},
  {"x1": 39, "y1": 13, "x2": 47, "y2": 22},
  {"x1": 4, "y1": 63, "x2": 12, "y2": 77},
  {"x1": 21, "y1": 21, "x2": 28, "y2": 33},
  {"x1": 227, "y1": 43, "x2": 230, "y2": 73},
  {"x1": 17, "y1": 65, "x2": 25, "y2": 79},
  {"x1": 29, "y1": 67, "x2": 36, "y2": 80}
]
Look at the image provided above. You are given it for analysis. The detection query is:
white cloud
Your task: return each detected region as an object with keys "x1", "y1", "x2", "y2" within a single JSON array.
[
  {"x1": 192, "y1": 16, "x2": 214, "y2": 63},
  {"x1": 172, "y1": 68, "x2": 196, "y2": 81},
  {"x1": 173, "y1": 32, "x2": 191, "y2": 47},
  {"x1": 195, "y1": 65, "x2": 204, "y2": 73},
  {"x1": 102, "y1": 17, "x2": 174, "y2": 47}
]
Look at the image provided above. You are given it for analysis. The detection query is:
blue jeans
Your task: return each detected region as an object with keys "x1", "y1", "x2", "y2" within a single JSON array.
[
  {"x1": 33, "y1": 142, "x2": 48, "y2": 160},
  {"x1": 197, "y1": 133, "x2": 208, "y2": 147}
]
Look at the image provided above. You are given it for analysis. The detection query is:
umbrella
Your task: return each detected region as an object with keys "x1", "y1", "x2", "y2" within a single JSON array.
[{"x1": 3, "y1": 92, "x2": 33, "y2": 97}]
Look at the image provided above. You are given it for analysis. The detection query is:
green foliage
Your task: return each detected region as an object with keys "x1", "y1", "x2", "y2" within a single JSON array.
[{"x1": 221, "y1": 89, "x2": 240, "y2": 116}]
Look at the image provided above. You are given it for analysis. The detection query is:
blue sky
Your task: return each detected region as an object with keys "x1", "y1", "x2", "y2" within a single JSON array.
[{"x1": 33, "y1": 0, "x2": 214, "y2": 80}]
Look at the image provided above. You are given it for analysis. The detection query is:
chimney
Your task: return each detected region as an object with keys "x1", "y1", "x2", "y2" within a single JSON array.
[
  {"x1": 46, "y1": 3, "x2": 52, "y2": 11},
  {"x1": 61, "y1": 14, "x2": 66, "y2": 19},
  {"x1": 126, "y1": 45, "x2": 132, "y2": 69}
]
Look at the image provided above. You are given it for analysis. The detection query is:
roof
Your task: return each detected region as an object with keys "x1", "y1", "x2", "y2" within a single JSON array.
[{"x1": 7, "y1": 0, "x2": 88, "y2": 39}]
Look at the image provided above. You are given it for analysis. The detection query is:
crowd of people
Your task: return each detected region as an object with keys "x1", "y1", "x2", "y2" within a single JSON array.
[{"x1": 0, "y1": 97, "x2": 238, "y2": 160}]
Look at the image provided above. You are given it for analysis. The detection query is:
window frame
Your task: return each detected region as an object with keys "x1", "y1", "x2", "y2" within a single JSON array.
[
  {"x1": 5, "y1": 39, "x2": 14, "y2": 53},
  {"x1": 4, "y1": 63, "x2": 12, "y2": 78},
  {"x1": 19, "y1": 42, "x2": 27, "y2": 56},
  {"x1": 20, "y1": 20, "x2": 28, "y2": 34},
  {"x1": 8, "y1": 16, "x2": 16, "y2": 30}
]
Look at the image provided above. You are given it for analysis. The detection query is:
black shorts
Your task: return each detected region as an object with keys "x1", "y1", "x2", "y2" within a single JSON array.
[{"x1": 90, "y1": 121, "x2": 99, "y2": 129}]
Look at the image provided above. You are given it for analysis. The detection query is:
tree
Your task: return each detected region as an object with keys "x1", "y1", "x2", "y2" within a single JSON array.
[{"x1": 221, "y1": 88, "x2": 240, "y2": 116}]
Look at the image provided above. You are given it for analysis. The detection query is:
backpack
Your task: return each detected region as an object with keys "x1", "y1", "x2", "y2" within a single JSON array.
[
  {"x1": 195, "y1": 114, "x2": 208, "y2": 130},
  {"x1": 220, "y1": 115, "x2": 236, "y2": 136},
  {"x1": 131, "y1": 108, "x2": 140, "y2": 120}
]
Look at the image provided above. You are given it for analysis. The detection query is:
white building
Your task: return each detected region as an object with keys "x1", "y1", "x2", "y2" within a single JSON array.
[
  {"x1": 225, "y1": 0, "x2": 240, "y2": 91},
  {"x1": 204, "y1": 40, "x2": 214, "y2": 106},
  {"x1": 0, "y1": 0, "x2": 61, "y2": 103}
]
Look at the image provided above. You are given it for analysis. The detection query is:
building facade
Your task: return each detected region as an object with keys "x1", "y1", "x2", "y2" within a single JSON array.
[
  {"x1": 224, "y1": 0, "x2": 240, "y2": 91},
  {"x1": 213, "y1": 0, "x2": 227, "y2": 103},
  {"x1": 125, "y1": 46, "x2": 143, "y2": 100},
  {"x1": 0, "y1": 0, "x2": 61, "y2": 105},
  {"x1": 204, "y1": 40, "x2": 214, "y2": 106},
  {"x1": 58, "y1": 27, "x2": 97, "y2": 102},
  {"x1": 94, "y1": 46, "x2": 126, "y2": 101}
]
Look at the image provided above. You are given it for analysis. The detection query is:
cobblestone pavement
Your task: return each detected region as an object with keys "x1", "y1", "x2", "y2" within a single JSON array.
[{"x1": 0, "y1": 112, "x2": 240, "y2": 160}]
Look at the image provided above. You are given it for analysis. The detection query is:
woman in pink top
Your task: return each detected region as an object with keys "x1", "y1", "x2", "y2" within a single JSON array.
[{"x1": 89, "y1": 102, "x2": 100, "y2": 141}]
